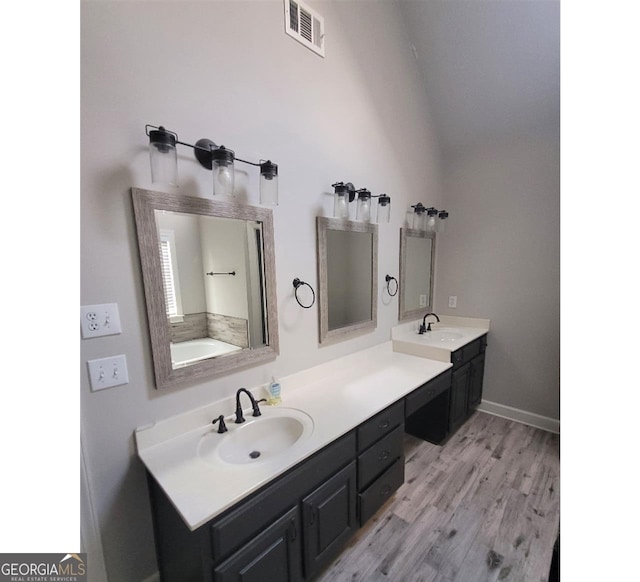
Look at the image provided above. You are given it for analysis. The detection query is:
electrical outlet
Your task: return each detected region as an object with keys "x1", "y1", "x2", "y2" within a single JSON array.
[
  {"x1": 419, "y1": 294, "x2": 427, "y2": 307},
  {"x1": 87, "y1": 355, "x2": 129, "y2": 391},
  {"x1": 448, "y1": 295, "x2": 458, "y2": 308},
  {"x1": 80, "y1": 303, "x2": 122, "y2": 338}
]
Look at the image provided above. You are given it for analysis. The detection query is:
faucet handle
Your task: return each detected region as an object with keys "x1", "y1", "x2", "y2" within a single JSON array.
[
  {"x1": 212, "y1": 415, "x2": 228, "y2": 434},
  {"x1": 252, "y1": 398, "x2": 267, "y2": 417}
]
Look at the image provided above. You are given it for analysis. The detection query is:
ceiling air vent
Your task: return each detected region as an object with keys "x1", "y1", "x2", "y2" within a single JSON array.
[{"x1": 284, "y1": 0, "x2": 325, "y2": 57}]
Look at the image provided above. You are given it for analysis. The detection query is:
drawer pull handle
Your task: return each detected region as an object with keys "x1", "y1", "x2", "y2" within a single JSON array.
[
  {"x1": 378, "y1": 450, "x2": 390, "y2": 461},
  {"x1": 378, "y1": 420, "x2": 390, "y2": 429},
  {"x1": 380, "y1": 485, "x2": 392, "y2": 497}
]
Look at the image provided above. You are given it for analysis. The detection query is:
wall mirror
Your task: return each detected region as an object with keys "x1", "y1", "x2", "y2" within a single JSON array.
[
  {"x1": 398, "y1": 227, "x2": 436, "y2": 321},
  {"x1": 132, "y1": 188, "x2": 279, "y2": 389},
  {"x1": 317, "y1": 217, "x2": 378, "y2": 345}
]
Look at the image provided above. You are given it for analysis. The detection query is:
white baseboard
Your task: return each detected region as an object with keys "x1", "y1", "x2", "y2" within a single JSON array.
[
  {"x1": 477, "y1": 400, "x2": 560, "y2": 434},
  {"x1": 140, "y1": 573, "x2": 160, "y2": 582}
]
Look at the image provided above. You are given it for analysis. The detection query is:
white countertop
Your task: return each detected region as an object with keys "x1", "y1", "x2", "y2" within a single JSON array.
[
  {"x1": 135, "y1": 341, "x2": 451, "y2": 531},
  {"x1": 391, "y1": 316, "x2": 490, "y2": 362}
]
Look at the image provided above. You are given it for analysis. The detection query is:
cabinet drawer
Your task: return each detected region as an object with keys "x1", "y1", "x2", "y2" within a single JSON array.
[
  {"x1": 462, "y1": 338, "x2": 481, "y2": 362},
  {"x1": 357, "y1": 425, "x2": 404, "y2": 490},
  {"x1": 210, "y1": 431, "x2": 356, "y2": 562},
  {"x1": 358, "y1": 457, "x2": 405, "y2": 525},
  {"x1": 357, "y1": 401, "x2": 404, "y2": 452},
  {"x1": 405, "y1": 370, "x2": 451, "y2": 417},
  {"x1": 480, "y1": 334, "x2": 488, "y2": 352}
]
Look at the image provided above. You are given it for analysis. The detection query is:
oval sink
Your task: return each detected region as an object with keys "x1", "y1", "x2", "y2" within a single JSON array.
[{"x1": 198, "y1": 408, "x2": 314, "y2": 466}]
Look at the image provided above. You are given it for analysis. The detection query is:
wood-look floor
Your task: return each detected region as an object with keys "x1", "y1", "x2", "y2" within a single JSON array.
[{"x1": 317, "y1": 411, "x2": 560, "y2": 582}]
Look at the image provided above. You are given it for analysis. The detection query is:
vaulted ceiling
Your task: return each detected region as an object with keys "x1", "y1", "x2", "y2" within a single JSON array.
[{"x1": 398, "y1": 0, "x2": 560, "y2": 158}]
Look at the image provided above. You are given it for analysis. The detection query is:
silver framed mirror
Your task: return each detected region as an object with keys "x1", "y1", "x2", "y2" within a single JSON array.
[
  {"x1": 317, "y1": 217, "x2": 378, "y2": 345},
  {"x1": 398, "y1": 227, "x2": 436, "y2": 321},
  {"x1": 132, "y1": 188, "x2": 279, "y2": 389}
]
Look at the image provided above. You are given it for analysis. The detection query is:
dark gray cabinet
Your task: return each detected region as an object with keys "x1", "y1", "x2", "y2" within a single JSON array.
[
  {"x1": 213, "y1": 507, "x2": 301, "y2": 582},
  {"x1": 405, "y1": 334, "x2": 488, "y2": 445},
  {"x1": 301, "y1": 462, "x2": 357, "y2": 579},
  {"x1": 356, "y1": 402, "x2": 405, "y2": 526},
  {"x1": 449, "y1": 334, "x2": 487, "y2": 433},
  {"x1": 449, "y1": 362, "x2": 471, "y2": 432}
]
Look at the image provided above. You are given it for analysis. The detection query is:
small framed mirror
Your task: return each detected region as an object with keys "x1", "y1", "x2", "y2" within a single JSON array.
[
  {"x1": 317, "y1": 217, "x2": 378, "y2": 345},
  {"x1": 132, "y1": 188, "x2": 279, "y2": 389},
  {"x1": 398, "y1": 228, "x2": 436, "y2": 321}
]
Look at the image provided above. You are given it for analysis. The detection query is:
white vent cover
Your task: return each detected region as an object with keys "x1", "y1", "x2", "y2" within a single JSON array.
[{"x1": 284, "y1": 0, "x2": 325, "y2": 57}]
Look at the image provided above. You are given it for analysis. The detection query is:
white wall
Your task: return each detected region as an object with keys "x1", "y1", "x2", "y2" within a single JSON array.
[
  {"x1": 156, "y1": 211, "x2": 206, "y2": 314},
  {"x1": 80, "y1": 2, "x2": 443, "y2": 580},
  {"x1": 200, "y1": 217, "x2": 249, "y2": 319},
  {"x1": 434, "y1": 129, "x2": 560, "y2": 420}
]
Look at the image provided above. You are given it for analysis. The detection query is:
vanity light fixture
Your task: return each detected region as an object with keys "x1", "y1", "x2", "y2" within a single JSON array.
[
  {"x1": 331, "y1": 181, "x2": 391, "y2": 223},
  {"x1": 409, "y1": 203, "x2": 449, "y2": 233},
  {"x1": 145, "y1": 125, "x2": 279, "y2": 205}
]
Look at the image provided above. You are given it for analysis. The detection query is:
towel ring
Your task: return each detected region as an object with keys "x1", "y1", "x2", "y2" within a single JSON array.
[
  {"x1": 385, "y1": 274, "x2": 398, "y2": 297},
  {"x1": 292, "y1": 278, "x2": 316, "y2": 309}
]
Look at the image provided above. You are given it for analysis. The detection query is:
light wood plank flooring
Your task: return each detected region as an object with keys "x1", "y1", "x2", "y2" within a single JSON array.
[{"x1": 317, "y1": 411, "x2": 560, "y2": 582}]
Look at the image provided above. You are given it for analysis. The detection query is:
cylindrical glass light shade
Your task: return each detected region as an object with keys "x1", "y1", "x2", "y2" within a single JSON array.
[
  {"x1": 149, "y1": 126, "x2": 178, "y2": 187},
  {"x1": 437, "y1": 210, "x2": 449, "y2": 232},
  {"x1": 356, "y1": 189, "x2": 371, "y2": 222},
  {"x1": 332, "y1": 182, "x2": 350, "y2": 218},
  {"x1": 411, "y1": 203, "x2": 426, "y2": 230},
  {"x1": 376, "y1": 195, "x2": 391, "y2": 223},
  {"x1": 260, "y1": 161, "x2": 279, "y2": 206},
  {"x1": 426, "y1": 207, "x2": 438, "y2": 232},
  {"x1": 211, "y1": 146, "x2": 235, "y2": 197}
]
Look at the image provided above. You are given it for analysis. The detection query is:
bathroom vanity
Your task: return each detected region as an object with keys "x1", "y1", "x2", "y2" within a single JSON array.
[{"x1": 137, "y1": 321, "x2": 488, "y2": 582}]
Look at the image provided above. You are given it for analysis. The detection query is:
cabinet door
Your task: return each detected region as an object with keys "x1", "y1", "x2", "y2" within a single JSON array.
[
  {"x1": 467, "y1": 352, "x2": 485, "y2": 412},
  {"x1": 302, "y1": 461, "x2": 357, "y2": 580},
  {"x1": 450, "y1": 363, "x2": 470, "y2": 431},
  {"x1": 213, "y1": 507, "x2": 301, "y2": 582}
]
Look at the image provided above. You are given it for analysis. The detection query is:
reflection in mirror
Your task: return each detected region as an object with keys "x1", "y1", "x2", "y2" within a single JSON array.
[
  {"x1": 132, "y1": 188, "x2": 278, "y2": 389},
  {"x1": 398, "y1": 228, "x2": 436, "y2": 321},
  {"x1": 317, "y1": 217, "x2": 378, "y2": 345}
]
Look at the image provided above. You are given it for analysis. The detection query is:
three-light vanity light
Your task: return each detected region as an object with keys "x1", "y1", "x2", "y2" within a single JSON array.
[
  {"x1": 409, "y1": 202, "x2": 448, "y2": 233},
  {"x1": 146, "y1": 125, "x2": 279, "y2": 205},
  {"x1": 331, "y1": 181, "x2": 391, "y2": 224}
]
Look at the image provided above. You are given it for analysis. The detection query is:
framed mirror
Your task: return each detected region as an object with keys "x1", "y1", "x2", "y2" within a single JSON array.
[
  {"x1": 132, "y1": 188, "x2": 279, "y2": 389},
  {"x1": 398, "y1": 228, "x2": 436, "y2": 321},
  {"x1": 317, "y1": 217, "x2": 378, "y2": 345}
]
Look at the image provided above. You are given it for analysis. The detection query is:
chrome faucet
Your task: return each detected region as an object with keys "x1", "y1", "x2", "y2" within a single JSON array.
[
  {"x1": 419, "y1": 312, "x2": 440, "y2": 334},
  {"x1": 234, "y1": 388, "x2": 267, "y2": 424}
]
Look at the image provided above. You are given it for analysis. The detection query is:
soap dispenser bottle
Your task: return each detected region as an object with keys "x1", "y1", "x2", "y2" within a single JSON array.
[{"x1": 267, "y1": 377, "x2": 282, "y2": 405}]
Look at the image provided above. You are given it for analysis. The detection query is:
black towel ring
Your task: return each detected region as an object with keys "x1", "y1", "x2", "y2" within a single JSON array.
[
  {"x1": 385, "y1": 274, "x2": 398, "y2": 297},
  {"x1": 292, "y1": 278, "x2": 316, "y2": 309}
]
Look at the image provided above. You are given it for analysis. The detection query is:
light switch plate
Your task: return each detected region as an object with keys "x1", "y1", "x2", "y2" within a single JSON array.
[
  {"x1": 81, "y1": 303, "x2": 122, "y2": 338},
  {"x1": 419, "y1": 294, "x2": 427, "y2": 307},
  {"x1": 87, "y1": 355, "x2": 129, "y2": 391},
  {"x1": 448, "y1": 295, "x2": 458, "y2": 308}
]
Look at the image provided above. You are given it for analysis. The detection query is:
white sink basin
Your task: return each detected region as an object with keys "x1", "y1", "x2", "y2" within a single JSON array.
[
  {"x1": 198, "y1": 408, "x2": 314, "y2": 465},
  {"x1": 421, "y1": 328, "x2": 464, "y2": 342}
]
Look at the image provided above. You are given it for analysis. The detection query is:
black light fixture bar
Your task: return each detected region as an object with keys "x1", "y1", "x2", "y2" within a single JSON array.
[{"x1": 145, "y1": 124, "x2": 278, "y2": 204}]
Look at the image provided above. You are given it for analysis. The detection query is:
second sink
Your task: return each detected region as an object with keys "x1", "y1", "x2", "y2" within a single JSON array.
[{"x1": 421, "y1": 328, "x2": 464, "y2": 342}]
